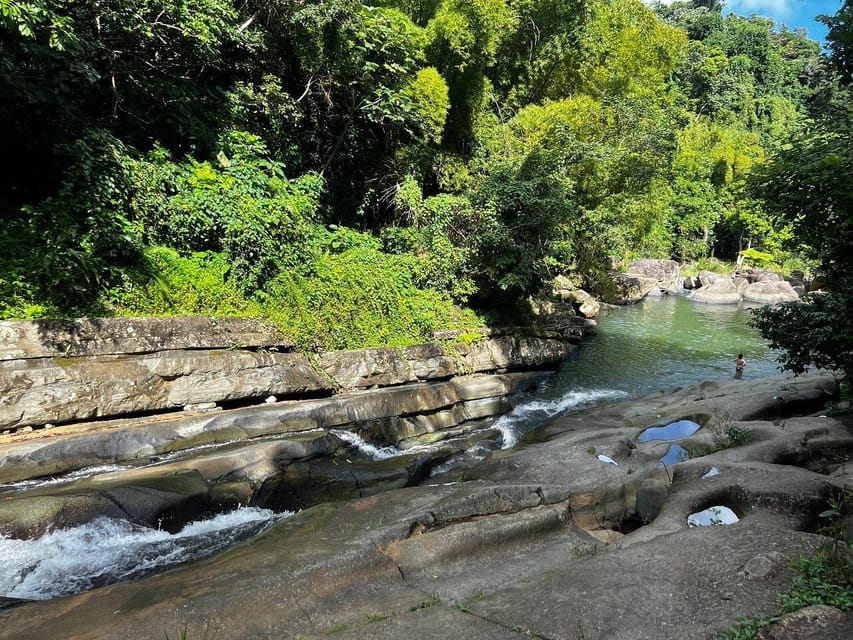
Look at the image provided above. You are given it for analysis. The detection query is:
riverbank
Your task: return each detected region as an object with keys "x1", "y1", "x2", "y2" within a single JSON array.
[{"x1": 0, "y1": 370, "x2": 849, "y2": 639}]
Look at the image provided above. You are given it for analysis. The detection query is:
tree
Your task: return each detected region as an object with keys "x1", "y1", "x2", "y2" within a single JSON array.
[
  {"x1": 0, "y1": 0, "x2": 241, "y2": 206},
  {"x1": 576, "y1": 0, "x2": 687, "y2": 99},
  {"x1": 820, "y1": 0, "x2": 853, "y2": 83},
  {"x1": 750, "y1": 101, "x2": 853, "y2": 379},
  {"x1": 424, "y1": 0, "x2": 515, "y2": 154},
  {"x1": 488, "y1": 0, "x2": 590, "y2": 107},
  {"x1": 749, "y1": 0, "x2": 853, "y2": 380}
]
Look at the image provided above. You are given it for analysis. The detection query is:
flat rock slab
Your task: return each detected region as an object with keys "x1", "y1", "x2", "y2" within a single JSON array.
[
  {"x1": 0, "y1": 349, "x2": 331, "y2": 430},
  {"x1": 0, "y1": 317, "x2": 289, "y2": 360},
  {"x1": 0, "y1": 372, "x2": 847, "y2": 640}
]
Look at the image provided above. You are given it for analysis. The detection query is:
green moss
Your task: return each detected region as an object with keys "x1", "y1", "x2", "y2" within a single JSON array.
[{"x1": 453, "y1": 330, "x2": 485, "y2": 345}]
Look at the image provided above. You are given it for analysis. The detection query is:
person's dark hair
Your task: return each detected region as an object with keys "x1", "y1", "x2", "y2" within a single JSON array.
[{"x1": 738, "y1": 353, "x2": 743, "y2": 358}]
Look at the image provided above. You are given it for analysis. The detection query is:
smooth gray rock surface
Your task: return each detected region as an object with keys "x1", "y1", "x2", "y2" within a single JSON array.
[
  {"x1": 742, "y1": 280, "x2": 801, "y2": 304},
  {"x1": 690, "y1": 277, "x2": 742, "y2": 304},
  {"x1": 0, "y1": 318, "x2": 579, "y2": 431},
  {"x1": 0, "y1": 372, "x2": 848, "y2": 640}
]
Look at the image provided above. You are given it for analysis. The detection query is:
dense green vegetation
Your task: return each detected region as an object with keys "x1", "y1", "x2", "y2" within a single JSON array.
[{"x1": 0, "y1": 1, "x2": 850, "y2": 363}]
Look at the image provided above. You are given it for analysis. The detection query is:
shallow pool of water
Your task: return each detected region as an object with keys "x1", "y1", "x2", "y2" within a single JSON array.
[
  {"x1": 552, "y1": 295, "x2": 780, "y2": 399},
  {"x1": 688, "y1": 506, "x2": 740, "y2": 527},
  {"x1": 638, "y1": 419, "x2": 702, "y2": 442},
  {"x1": 496, "y1": 295, "x2": 780, "y2": 444},
  {"x1": 660, "y1": 444, "x2": 690, "y2": 465}
]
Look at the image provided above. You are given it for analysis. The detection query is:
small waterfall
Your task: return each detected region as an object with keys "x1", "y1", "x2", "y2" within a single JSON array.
[
  {"x1": 0, "y1": 464, "x2": 136, "y2": 493},
  {"x1": 330, "y1": 429, "x2": 401, "y2": 459},
  {"x1": 0, "y1": 507, "x2": 286, "y2": 600},
  {"x1": 494, "y1": 388, "x2": 630, "y2": 449}
]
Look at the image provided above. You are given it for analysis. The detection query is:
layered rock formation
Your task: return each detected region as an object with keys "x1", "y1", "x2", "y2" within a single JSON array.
[
  {"x1": 0, "y1": 316, "x2": 587, "y2": 537},
  {"x1": 0, "y1": 317, "x2": 586, "y2": 433},
  {"x1": 0, "y1": 371, "x2": 848, "y2": 640}
]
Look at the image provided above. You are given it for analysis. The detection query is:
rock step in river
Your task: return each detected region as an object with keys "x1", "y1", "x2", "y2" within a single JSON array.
[
  {"x1": 0, "y1": 370, "x2": 849, "y2": 639},
  {"x1": 1, "y1": 303, "x2": 852, "y2": 638}
]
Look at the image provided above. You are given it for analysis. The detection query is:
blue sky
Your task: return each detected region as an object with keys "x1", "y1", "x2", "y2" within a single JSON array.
[
  {"x1": 647, "y1": 1, "x2": 845, "y2": 44},
  {"x1": 724, "y1": 1, "x2": 843, "y2": 43}
]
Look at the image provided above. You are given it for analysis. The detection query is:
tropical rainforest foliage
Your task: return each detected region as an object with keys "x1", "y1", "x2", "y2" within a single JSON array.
[{"x1": 0, "y1": 1, "x2": 850, "y2": 367}]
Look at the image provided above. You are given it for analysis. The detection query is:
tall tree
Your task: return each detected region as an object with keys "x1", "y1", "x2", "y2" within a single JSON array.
[
  {"x1": 820, "y1": 0, "x2": 853, "y2": 83},
  {"x1": 751, "y1": 3, "x2": 853, "y2": 380}
]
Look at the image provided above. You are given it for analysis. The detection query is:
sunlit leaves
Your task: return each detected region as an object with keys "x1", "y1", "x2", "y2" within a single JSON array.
[
  {"x1": 577, "y1": 0, "x2": 687, "y2": 99},
  {"x1": 402, "y1": 67, "x2": 450, "y2": 143}
]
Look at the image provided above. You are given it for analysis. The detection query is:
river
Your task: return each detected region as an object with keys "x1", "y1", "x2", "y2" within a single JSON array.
[
  {"x1": 493, "y1": 294, "x2": 780, "y2": 446},
  {"x1": 0, "y1": 295, "x2": 782, "y2": 600},
  {"x1": 556, "y1": 294, "x2": 780, "y2": 396}
]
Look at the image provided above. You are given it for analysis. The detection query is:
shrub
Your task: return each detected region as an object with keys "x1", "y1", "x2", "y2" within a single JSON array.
[
  {"x1": 104, "y1": 247, "x2": 257, "y2": 317},
  {"x1": 130, "y1": 132, "x2": 323, "y2": 294},
  {"x1": 259, "y1": 238, "x2": 482, "y2": 352}
]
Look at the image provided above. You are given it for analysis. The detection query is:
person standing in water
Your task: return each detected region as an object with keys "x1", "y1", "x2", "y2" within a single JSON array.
[{"x1": 734, "y1": 353, "x2": 747, "y2": 378}]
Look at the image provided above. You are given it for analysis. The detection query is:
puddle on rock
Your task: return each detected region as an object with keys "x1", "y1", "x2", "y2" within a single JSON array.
[
  {"x1": 638, "y1": 419, "x2": 701, "y2": 443},
  {"x1": 660, "y1": 444, "x2": 689, "y2": 465},
  {"x1": 687, "y1": 505, "x2": 739, "y2": 527}
]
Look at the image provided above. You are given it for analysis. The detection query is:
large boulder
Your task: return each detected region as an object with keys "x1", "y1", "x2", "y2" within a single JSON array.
[
  {"x1": 563, "y1": 289, "x2": 600, "y2": 318},
  {"x1": 550, "y1": 274, "x2": 579, "y2": 300},
  {"x1": 690, "y1": 278, "x2": 741, "y2": 304},
  {"x1": 543, "y1": 275, "x2": 600, "y2": 320},
  {"x1": 627, "y1": 259, "x2": 682, "y2": 294},
  {"x1": 742, "y1": 269, "x2": 784, "y2": 284},
  {"x1": 611, "y1": 273, "x2": 660, "y2": 304},
  {"x1": 683, "y1": 275, "x2": 701, "y2": 290},
  {"x1": 741, "y1": 281, "x2": 801, "y2": 304},
  {"x1": 697, "y1": 270, "x2": 723, "y2": 286}
]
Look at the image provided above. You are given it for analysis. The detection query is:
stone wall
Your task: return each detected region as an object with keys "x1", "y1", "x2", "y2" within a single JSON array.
[{"x1": 0, "y1": 317, "x2": 585, "y2": 432}]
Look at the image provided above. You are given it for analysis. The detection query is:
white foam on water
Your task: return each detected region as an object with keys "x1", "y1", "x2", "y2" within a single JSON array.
[
  {"x1": 428, "y1": 442, "x2": 496, "y2": 477},
  {"x1": 330, "y1": 429, "x2": 400, "y2": 459},
  {"x1": 0, "y1": 464, "x2": 136, "y2": 492},
  {"x1": 495, "y1": 388, "x2": 630, "y2": 449},
  {"x1": 0, "y1": 507, "x2": 285, "y2": 600}
]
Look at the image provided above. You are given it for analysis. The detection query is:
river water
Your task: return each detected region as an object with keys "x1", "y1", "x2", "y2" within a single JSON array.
[
  {"x1": 0, "y1": 295, "x2": 781, "y2": 600},
  {"x1": 492, "y1": 294, "x2": 781, "y2": 446},
  {"x1": 554, "y1": 294, "x2": 780, "y2": 397}
]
